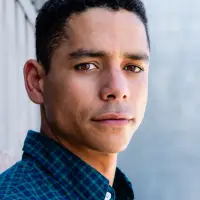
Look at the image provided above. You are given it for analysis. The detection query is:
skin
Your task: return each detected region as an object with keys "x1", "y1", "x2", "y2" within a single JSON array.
[{"x1": 24, "y1": 8, "x2": 150, "y2": 186}]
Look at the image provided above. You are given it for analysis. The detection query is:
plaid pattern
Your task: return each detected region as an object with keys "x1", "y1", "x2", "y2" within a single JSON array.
[{"x1": 0, "y1": 130, "x2": 134, "y2": 200}]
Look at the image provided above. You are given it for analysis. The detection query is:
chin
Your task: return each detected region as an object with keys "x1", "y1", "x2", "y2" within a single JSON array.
[
  {"x1": 91, "y1": 140, "x2": 131, "y2": 154},
  {"x1": 111, "y1": 143, "x2": 130, "y2": 153},
  {"x1": 101, "y1": 146, "x2": 128, "y2": 154}
]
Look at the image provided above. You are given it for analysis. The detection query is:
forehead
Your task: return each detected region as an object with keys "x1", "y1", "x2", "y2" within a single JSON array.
[{"x1": 66, "y1": 8, "x2": 149, "y2": 55}]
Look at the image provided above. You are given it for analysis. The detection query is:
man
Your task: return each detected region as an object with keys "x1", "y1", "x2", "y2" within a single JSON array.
[{"x1": 0, "y1": 0, "x2": 150, "y2": 199}]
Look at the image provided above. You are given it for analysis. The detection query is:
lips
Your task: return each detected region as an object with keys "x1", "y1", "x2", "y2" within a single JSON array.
[
  {"x1": 92, "y1": 113, "x2": 133, "y2": 121},
  {"x1": 91, "y1": 113, "x2": 133, "y2": 126}
]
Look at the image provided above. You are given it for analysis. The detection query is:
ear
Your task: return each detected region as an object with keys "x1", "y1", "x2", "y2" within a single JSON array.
[{"x1": 23, "y1": 59, "x2": 45, "y2": 104}]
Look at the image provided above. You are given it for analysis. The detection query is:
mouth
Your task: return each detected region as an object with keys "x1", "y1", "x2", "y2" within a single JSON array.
[{"x1": 91, "y1": 113, "x2": 134, "y2": 126}]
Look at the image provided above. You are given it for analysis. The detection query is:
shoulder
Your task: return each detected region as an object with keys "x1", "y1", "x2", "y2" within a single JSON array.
[{"x1": 0, "y1": 159, "x2": 40, "y2": 200}]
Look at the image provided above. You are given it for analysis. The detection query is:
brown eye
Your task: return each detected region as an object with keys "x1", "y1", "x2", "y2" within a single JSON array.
[
  {"x1": 74, "y1": 63, "x2": 97, "y2": 71},
  {"x1": 124, "y1": 65, "x2": 144, "y2": 73}
]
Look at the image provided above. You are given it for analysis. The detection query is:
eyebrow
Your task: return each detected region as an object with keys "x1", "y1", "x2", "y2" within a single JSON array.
[{"x1": 68, "y1": 48, "x2": 149, "y2": 62}]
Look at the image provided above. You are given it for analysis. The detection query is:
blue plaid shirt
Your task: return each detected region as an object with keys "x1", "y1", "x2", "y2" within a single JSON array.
[{"x1": 0, "y1": 130, "x2": 134, "y2": 200}]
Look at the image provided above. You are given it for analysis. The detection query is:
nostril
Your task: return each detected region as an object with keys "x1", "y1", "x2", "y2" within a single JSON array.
[
  {"x1": 123, "y1": 95, "x2": 127, "y2": 99},
  {"x1": 107, "y1": 94, "x2": 116, "y2": 99}
]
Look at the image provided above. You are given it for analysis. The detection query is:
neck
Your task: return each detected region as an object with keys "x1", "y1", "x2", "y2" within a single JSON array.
[
  {"x1": 40, "y1": 106, "x2": 118, "y2": 186},
  {"x1": 60, "y1": 140, "x2": 118, "y2": 186}
]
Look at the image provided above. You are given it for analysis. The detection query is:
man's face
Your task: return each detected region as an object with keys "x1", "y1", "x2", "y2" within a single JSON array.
[{"x1": 43, "y1": 8, "x2": 150, "y2": 153}]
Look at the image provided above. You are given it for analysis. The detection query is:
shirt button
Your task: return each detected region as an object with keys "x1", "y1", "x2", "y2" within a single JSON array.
[{"x1": 105, "y1": 192, "x2": 112, "y2": 200}]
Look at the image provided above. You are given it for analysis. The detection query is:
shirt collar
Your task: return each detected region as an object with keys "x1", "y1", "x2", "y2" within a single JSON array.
[{"x1": 22, "y1": 130, "x2": 134, "y2": 200}]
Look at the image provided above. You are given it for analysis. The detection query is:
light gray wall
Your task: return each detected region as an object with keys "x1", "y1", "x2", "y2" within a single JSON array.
[
  {"x1": 119, "y1": 0, "x2": 200, "y2": 200},
  {"x1": 0, "y1": 0, "x2": 40, "y2": 172}
]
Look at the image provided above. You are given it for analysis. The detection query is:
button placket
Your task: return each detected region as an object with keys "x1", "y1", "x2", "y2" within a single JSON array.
[{"x1": 105, "y1": 192, "x2": 112, "y2": 200}]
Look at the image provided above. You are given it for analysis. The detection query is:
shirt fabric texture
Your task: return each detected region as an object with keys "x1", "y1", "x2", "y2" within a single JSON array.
[{"x1": 0, "y1": 130, "x2": 134, "y2": 200}]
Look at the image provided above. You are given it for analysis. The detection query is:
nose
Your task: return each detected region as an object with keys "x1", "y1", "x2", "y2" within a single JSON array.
[{"x1": 100, "y1": 69, "x2": 130, "y2": 102}]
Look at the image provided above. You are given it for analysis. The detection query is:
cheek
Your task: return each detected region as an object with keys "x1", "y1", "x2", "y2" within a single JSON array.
[
  {"x1": 138, "y1": 76, "x2": 148, "y2": 104},
  {"x1": 60, "y1": 78, "x2": 97, "y2": 121},
  {"x1": 135, "y1": 76, "x2": 148, "y2": 120},
  {"x1": 130, "y1": 75, "x2": 148, "y2": 109},
  {"x1": 66, "y1": 78, "x2": 93, "y2": 105}
]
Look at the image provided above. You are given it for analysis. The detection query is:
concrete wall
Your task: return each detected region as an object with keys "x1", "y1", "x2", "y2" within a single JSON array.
[{"x1": 119, "y1": 0, "x2": 200, "y2": 200}]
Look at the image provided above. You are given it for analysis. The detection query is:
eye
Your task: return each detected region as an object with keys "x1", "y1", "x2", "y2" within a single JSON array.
[
  {"x1": 124, "y1": 65, "x2": 144, "y2": 73},
  {"x1": 74, "y1": 63, "x2": 97, "y2": 71}
]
